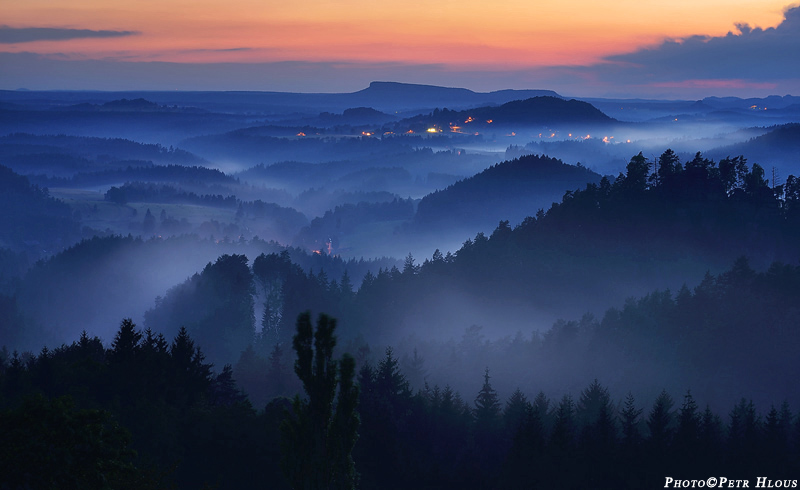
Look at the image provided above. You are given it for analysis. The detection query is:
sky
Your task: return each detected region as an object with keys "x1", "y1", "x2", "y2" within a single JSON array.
[{"x1": 0, "y1": 0, "x2": 798, "y2": 99}]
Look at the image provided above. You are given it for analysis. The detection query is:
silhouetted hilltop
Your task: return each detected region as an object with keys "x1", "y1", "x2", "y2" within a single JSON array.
[
  {"x1": 484, "y1": 97, "x2": 614, "y2": 125},
  {"x1": 414, "y1": 154, "x2": 603, "y2": 231},
  {"x1": 351, "y1": 82, "x2": 561, "y2": 111},
  {"x1": 355, "y1": 81, "x2": 476, "y2": 99},
  {"x1": 395, "y1": 96, "x2": 615, "y2": 133}
]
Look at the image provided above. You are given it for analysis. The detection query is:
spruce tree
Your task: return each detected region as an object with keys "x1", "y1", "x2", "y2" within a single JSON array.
[
  {"x1": 474, "y1": 367, "x2": 501, "y2": 426},
  {"x1": 619, "y1": 392, "x2": 643, "y2": 449}
]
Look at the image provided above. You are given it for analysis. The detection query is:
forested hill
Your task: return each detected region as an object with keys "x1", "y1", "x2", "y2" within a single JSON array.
[
  {"x1": 709, "y1": 123, "x2": 800, "y2": 174},
  {"x1": 0, "y1": 164, "x2": 80, "y2": 257},
  {"x1": 330, "y1": 150, "x2": 800, "y2": 350},
  {"x1": 139, "y1": 149, "x2": 800, "y2": 384},
  {"x1": 118, "y1": 150, "x2": 800, "y2": 368},
  {"x1": 414, "y1": 153, "x2": 603, "y2": 232},
  {"x1": 31, "y1": 163, "x2": 236, "y2": 188},
  {"x1": 0, "y1": 133, "x2": 208, "y2": 177},
  {"x1": 393, "y1": 96, "x2": 615, "y2": 132},
  {"x1": 407, "y1": 151, "x2": 800, "y2": 314}
]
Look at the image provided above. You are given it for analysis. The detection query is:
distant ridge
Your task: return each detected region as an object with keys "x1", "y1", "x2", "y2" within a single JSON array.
[
  {"x1": 0, "y1": 82, "x2": 562, "y2": 114},
  {"x1": 352, "y1": 81, "x2": 561, "y2": 111},
  {"x1": 701, "y1": 95, "x2": 800, "y2": 110}
]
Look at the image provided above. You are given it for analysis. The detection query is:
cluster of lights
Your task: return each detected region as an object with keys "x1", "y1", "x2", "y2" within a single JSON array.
[
  {"x1": 457, "y1": 116, "x2": 491, "y2": 124},
  {"x1": 524, "y1": 131, "x2": 629, "y2": 144}
]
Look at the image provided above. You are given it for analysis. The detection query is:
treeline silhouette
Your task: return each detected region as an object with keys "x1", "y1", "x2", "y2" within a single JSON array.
[
  {"x1": 103, "y1": 181, "x2": 305, "y2": 222},
  {"x1": 105, "y1": 182, "x2": 239, "y2": 207},
  {"x1": 0, "y1": 133, "x2": 206, "y2": 176},
  {"x1": 218, "y1": 253, "x2": 800, "y2": 409},
  {"x1": 103, "y1": 183, "x2": 309, "y2": 239},
  {"x1": 0, "y1": 234, "x2": 400, "y2": 351},
  {"x1": 33, "y1": 163, "x2": 234, "y2": 188},
  {"x1": 0, "y1": 320, "x2": 282, "y2": 489},
  {"x1": 1, "y1": 315, "x2": 799, "y2": 489}
]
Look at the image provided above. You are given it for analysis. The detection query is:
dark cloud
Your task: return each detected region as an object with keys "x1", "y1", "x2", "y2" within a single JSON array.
[
  {"x1": 0, "y1": 26, "x2": 139, "y2": 44},
  {"x1": 599, "y1": 5, "x2": 800, "y2": 81}
]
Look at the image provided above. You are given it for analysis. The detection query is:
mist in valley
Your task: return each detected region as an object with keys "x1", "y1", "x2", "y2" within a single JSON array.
[{"x1": 2, "y1": 84, "x2": 800, "y2": 488}]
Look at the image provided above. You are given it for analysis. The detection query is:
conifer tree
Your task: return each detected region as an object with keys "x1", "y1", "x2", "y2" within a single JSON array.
[
  {"x1": 576, "y1": 379, "x2": 612, "y2": 430},
  {"x1": 474, "y1": 367, "x2": 501, "y2": 426},
  {"x1": 644, "y1": 390, "x2": 674, "y2": 478},
  {"x1": 281, "y1": 312, "x2": 359, "y2": 490},
  {"x1": 619, "y1": 392, "x2": 643, "y2": 449},
  {"x1": 108, "y1": 318, "x2": 142, "y2": 365},
  {"x1": 674, "y1": 390, "x2": 700, "y2": 472},
  {"x1": 503, "y1": 388, "x2": 530, "y2": 438}
]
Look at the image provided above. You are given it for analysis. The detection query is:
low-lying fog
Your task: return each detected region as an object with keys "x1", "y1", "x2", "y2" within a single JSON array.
[{"x1": 2, "y1": 87, "x2": 799, "y2": 412}]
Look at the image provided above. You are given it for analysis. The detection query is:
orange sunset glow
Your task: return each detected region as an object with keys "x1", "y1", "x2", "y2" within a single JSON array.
[
  {"x1": 1, "y1": 0, "x2": 798, "y2": 96},
  {"x1": 2, "y1": 0, "x2": 789, "y2": 64}
]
